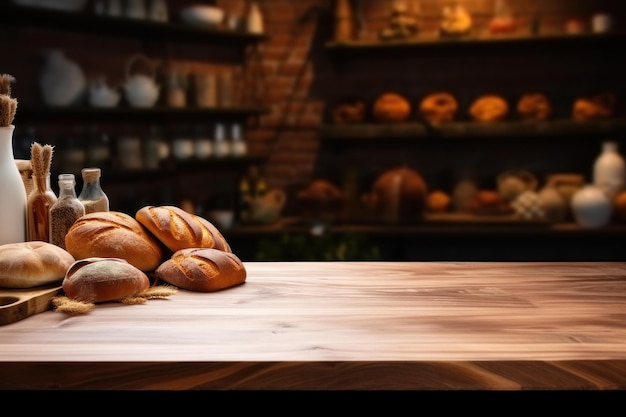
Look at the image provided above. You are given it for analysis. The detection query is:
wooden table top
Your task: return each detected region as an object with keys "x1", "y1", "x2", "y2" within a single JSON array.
[{"x1": 1, "y1": 261, "x2": 626, "y2": 390}]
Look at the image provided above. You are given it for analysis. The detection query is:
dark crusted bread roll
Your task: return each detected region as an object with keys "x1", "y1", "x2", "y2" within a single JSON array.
[
  {"x1": 155, "y1": 248, "x2": 246, "y2": 292},
  {"x1": 62, "y1": 257, "x2": 150, "y2": 303}
]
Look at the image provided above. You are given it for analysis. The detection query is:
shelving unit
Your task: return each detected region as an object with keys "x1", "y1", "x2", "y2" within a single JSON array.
[{"x1": 0, "y1": 3, "x2": 270, "y2": 214}]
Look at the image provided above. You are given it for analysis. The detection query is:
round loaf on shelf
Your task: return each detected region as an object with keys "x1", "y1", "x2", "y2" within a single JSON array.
[
  {"x1": 419, "y1": 92, "x2": 458, "y2": 124},
  {"x1": 62, "y1": 257, "x2": 150, "y2": 303},
  {"x1": 135, "y1": 205, "x2": 231, "y2": 253},
  {"x1": 155, "y1": 248, "x2": 246, "y2": 292},
  {"x1": 0, "y1": 241, "x2": 75, "y2": 288},
  {"x1": 516, "y1": 93, "x2": 552, "y2": 121},
  {"x1": 372, "y1": 92, "x2": 412, "y2": 123},
  {"x1": 64, "y1": 211, "x2": 164, "y2": 272},
  {"x1": 469, "y1": 94, "x2": 509, "y2": 122}
]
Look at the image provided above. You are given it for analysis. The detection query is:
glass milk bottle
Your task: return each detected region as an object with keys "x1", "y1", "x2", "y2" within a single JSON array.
[
  {"x1": 78, "y1": 167, "x2": 110, "y2": 214},
  {"x1": 49, "y1": 173, "x2": 85, "y2": 250}
]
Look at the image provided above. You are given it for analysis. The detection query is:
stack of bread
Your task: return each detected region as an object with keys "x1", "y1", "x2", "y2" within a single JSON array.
[{"x1": 0, "y1": 205, "x2": 247, "y2": 313}]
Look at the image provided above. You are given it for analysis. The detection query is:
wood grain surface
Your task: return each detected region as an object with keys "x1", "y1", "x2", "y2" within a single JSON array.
[
  {"x1": 0, "y1": 284, "x2": 61, "y2": 326},
  {"x1": 1, "y1": 262, "x2": 625, "y2": 390}
]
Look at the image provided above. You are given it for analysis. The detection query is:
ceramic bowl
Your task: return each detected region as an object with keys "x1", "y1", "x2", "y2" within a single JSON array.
[{"x1": 180, "y1": 5, "x2": 225, "y2": 27}]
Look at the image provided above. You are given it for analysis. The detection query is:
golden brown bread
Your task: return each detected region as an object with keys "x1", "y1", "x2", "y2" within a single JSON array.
[
  {"x1": 517, "y1": 93, "x2": 552, "y2": 121},
  {"x1": 419, "y1": 92, "x2": 458, "y2": 124},
  {"x1": 0, "y1": 241, "x2": 75, "y2": 288},
  {"x1": 469, "y1": 94, "x2": 509, "y2": 122},
  {"x1": 372, "y1": 92, "x2": 412, "y2": 123},
  {"x1": 135, "y1": 205, "x2": 231, "y2": 253},
  {"x1": 62, "y1": 257, "x2": 150, "y2": 303},
  {"x1": 155, "y1": 248, "x2": 246, "y2": 292},
  {"x1": 64, "y1": 211, "x2": 163, "y2": 272}
]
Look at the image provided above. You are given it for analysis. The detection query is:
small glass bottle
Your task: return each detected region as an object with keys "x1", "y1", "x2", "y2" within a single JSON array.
[
  {"x1": 27, "y1": 172, "x2": 57, "y2": 242},
  {"x1": 78, "y1": 167, "x2": 110, "y2": 214},
  {"x1": 49, "y1": 173, "x2": 85, "y2": 250},
  {"x1": 230, "y1": 122, "x2": 247, "y2": 157},
  {"x1": 213, "y1": 123, "x2": 231, "y2": 158}
]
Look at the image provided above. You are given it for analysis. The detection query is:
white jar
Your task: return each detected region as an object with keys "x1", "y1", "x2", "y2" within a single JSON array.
[
  {"x1": 593, "y1": 141, "x2": 625, "y2": 200},
  {"x1": 172, "y1": 137, "x2": 194, "y2": 160},
  {"x1": 571, "y1": 184, "x2": 612, "y2": 228}
]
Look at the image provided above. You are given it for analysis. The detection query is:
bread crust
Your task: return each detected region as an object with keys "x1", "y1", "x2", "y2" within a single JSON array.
[
  {"x1": 65, "y1": 211, "x2": 163, "y2": 272},
  {"x1": 0, "y1": 241, "x2": 75, "y2": 288},
  {"x1": 62, "y1": 257, "x2": 150, "y2": 302},
  {"x1": 156, "y1": 248, "x2": 246, "y2": 292},
  {"x1": 135, "y1": 205, "x2": 231, "y2": 253}
]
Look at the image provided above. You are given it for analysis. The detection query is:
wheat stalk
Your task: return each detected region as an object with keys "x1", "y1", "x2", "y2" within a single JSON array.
[{"x1": 0, "y1": 74, "x2": 17, "y2": 127}]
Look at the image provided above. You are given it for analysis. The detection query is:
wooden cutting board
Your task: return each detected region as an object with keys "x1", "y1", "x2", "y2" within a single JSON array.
[{"x1": 0, "y1": 284, "x2": 62, "y2": 326}]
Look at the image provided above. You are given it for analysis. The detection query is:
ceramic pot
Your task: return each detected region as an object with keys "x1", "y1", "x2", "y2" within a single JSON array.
[
  {"x1": 123, "y1": 54, "x2": 160, "y2": 108},
  {"x1": 537, "y1": 183, "x2": 567, "y2": 223},
  {"x1": 571, "y1": 184, "x2": 612, "y2": 228},
  {"x1": 40, "y1": 49, "x2": 86, "y2": 107}
]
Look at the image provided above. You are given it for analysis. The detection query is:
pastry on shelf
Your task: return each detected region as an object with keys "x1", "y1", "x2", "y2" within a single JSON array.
[
  {"x1": 572, "y1": 92, "x2": 616, "y2": 121},
  {"x1": 378, "y1": 0, "x2": 421, "y2": 41},
  {"x1": 427, "y1": 190, "x2": 452, "y2": 213},
  {"x1": 469, "y1": 94, "x2": 509, "y2": 122},
  {"x1": 470, "y1": 190, "x2": 512, "y2": 216},
  {"x1": 297, "y1": 179, "x2": 345, "y2": 222},
  {"x1": 332, "y1": 98, "x2": 366, "y2": 125},
  {"x1": 372, "y1": 92, "x2": 412, "y2": 123},
  {"x1": 418, "y1": 92, "x2": 458, "y2": 124},
  {"x1": 516, "y1": 93, "x2": 552, "y2": 121},
  {"x1": 439, "y1": 2, "x2": 472, "y2": 38}
]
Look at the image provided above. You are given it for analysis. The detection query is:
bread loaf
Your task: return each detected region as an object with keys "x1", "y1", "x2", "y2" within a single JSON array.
[
  {"x1": 62, "y1": 257, "x2": 150, "y2": 303},
  {"x1": 135, "y1": 205, "x2": 231, "y2": 253},
  {"x1": 0, "y1": 241, "x2": 75, "y2": 288},
  {"x1": 65, "y1": 211, "x2": 163, "y2": 272},
  {"x1": 156, "y1": 248, "x2": 246, "y2": 292}
]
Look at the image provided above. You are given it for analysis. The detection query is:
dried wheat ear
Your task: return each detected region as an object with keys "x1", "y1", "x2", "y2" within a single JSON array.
[{"x1": 0, "y1": 74, "x2": 17, "y2": 127}]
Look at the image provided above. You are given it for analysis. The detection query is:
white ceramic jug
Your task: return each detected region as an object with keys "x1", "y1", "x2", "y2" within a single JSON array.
[
  {"x1": 123, "y1": 55, "x2": 160, "y2": 108},
  {"x1": 39, "y1": 49, "x2": 86, "y2": 107}
]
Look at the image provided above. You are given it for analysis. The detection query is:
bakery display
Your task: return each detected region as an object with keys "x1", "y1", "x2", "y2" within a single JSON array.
[
  {"x1": 372, "y1": 92, "x2": 412, "y2": 123},
  {"x1": 0, "y1": 241, "x2": 75, "y2": 288},
  {"x1": 469, "y1": 94, "x2": 509, "y2": 122},
  {"x1": 419, "y1": 92, "x2": 458, "y2": 124},
  {"x1": 136, "y1": 205, "x2": 231, "y2": 253},
  {"x1": 64, "y1": 211, "x2": 164, "y2": 272},
  {"x1": 440, "y1": 3, "x2": 472, "y2": 37},
  {"x1": 516, "y1": 93, "x2": 552, "y2": 121},
  {"x1": 156, "y1": 248, "x2": 246, "y2": 292}
]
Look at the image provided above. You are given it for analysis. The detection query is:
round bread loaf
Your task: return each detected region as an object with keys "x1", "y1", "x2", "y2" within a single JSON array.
[
  {"x1": 469, "y1": 94, "x2": 509, "y2": 122},
  {"x1": 419, "y1": 92, "x2": 458, "y2": 124},
  {"x1": 65, "y1": 211, "x2": 163, "y2": 272},
  {"x1": 0, "y1": 241, "x2": 75, "y2": 288},
  {"x1": 62, "y1": 257, "x2": 150, "y2": 303},
  {"x1": 155, "y1": 248, "x2": 246, "y2": 292},
  {"x1": 135, "y1": 205, "x2": 231, "y2": 253}
]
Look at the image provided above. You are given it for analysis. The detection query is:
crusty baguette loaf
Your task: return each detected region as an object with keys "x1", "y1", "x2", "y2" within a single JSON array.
[
  {"x1": 155, "y1": 248, "x2": 246, "y2": 292},
  {"x1": 65, "y1": 211, "x2": 164, "y2": 272},
  {"x1": 0, "y1": 241, "x2": 75, "y2": 288},
  {"x1": 62, "y1": 257, "x2": 150, "y2": 302},
  {"x1": 135, "y1": 205, "x2": 231, "y2": 253}
]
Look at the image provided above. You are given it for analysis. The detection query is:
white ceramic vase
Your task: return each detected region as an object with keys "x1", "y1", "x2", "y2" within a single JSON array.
[
  {"x1": 39, "y1": 49, "x2": 86, "y2": 107},
  {"x1": 593, "y1": 141, "x2": 625, "y2": 200},
  {"x1": 571, "y1": 184, "x2": 612, "y2": 228},
  {"x1": 0, "y1": 125, "x2": 27, "y2": 244}
]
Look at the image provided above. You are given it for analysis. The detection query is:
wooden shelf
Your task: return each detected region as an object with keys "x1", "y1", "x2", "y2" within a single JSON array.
[
  {"x1": 98, "y1": 155, "x2": 268, "y2": 182},
  {"x1": 319, "y1": 119, "x2": 626, "y2": 141},
  {"x1": 14, "y1": 105, "x2": 271, "y2": 124},
  {"x1": 1, "y1": 3, "x2": 267, "y2": 46},
  {"x1": 325, "y1": 32, "x2": 626, "y2": 55}
]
